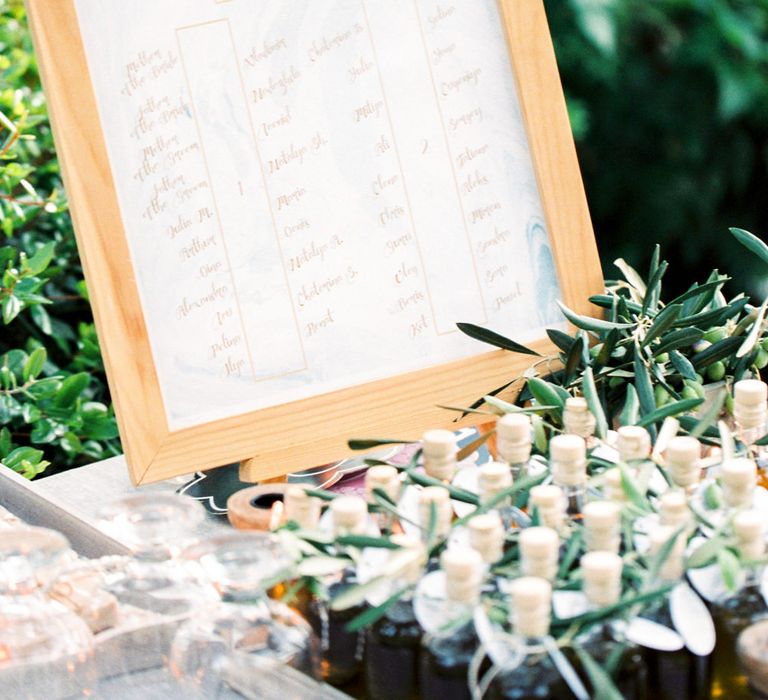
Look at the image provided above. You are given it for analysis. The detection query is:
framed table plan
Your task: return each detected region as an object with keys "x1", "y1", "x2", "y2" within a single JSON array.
[{"x1": 25, "y1": 0, "x2": 602, "y2": 484}]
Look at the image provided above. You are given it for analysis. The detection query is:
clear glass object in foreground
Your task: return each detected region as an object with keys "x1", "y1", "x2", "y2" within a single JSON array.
[
  {"x1": 169, "y1": 531, "x2": 320, "y2": 699},
  {"x1": 0, "y1": 527, "x2": 96, "y2": 699}
]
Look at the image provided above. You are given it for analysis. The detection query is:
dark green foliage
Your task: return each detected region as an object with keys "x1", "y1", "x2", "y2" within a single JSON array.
[
  {"x1": 0, "y1": 0, "x2": 119, "y2": 477},
  {"x1": 547, "y1": 0, "x2": 768, "y2": 298}
]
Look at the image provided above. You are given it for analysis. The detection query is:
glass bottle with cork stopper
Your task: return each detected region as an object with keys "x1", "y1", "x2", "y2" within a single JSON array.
[
  {"x1": 306, "y1": 495, "x2": 369, "y2": 686},
  {"x1": 422, "y1": 429, "x2": 458, "y2": 483},
  {"x1": 563, "y1": 397, "x2": 597, "y2": 447},
  {"x1": 496, "y1": 413, "x2": 533, "y2": 479},
  {"x1": 583, "y1": 501, "x2": 621, "y2": 554},
  {"x1": 489, "y1": 576, "x2": 572, "y2": 699},
  {"x1": 550, "y1": 434, "x2": 588, "y2": 519},
  {"x1": 468, "y1": 511, "x2": 506, "y2": 570},
  {"x1": 721, "y1": 457, "x2": 758, "y2": 515},
  {"x1": 617, "y1": 425, "x2": 652, "y2": 464},
  {"x1": 477, "y1": 461, "x2": 517, "y2": 528},
  {"x1": 519, "y1": 526, "x2": 560, "y2": 582},
  {"x1": 284, "y1": 484, "x2": 323, "y2": 531},
  {"x1": 575, "y1": 551, "x2": 648, "y2": 699},
  {"x1": 666, "y1": 436, "x2": 703, "y2": 496},
  {"x1": 528, "y1": 484, "x2": 567, "y2": 533},
  {"x1": 642, "y1": 525, "x2": 710, "y2": 700},
  {"x1": 710, "y1": 510, "x2": 768, "y2": 699},
  {"x1": 418, "y1": 486, "x2": 453, "y2": 547},
  {"x1": 658, "y1": 490, "x2": 693, "y2": 534},
  {"x1": 603, "y1": 467, "x2": 629, "y2": 504},
  {"x1": 365, "y1": 465, "x2": 402, "y2": 534},
  {"x1": 733, "y1": 379, "x2": 768, "y2": 464},
  {"x1": 419, "y1": 547, "x2": 485, "y2": 700},
  {"x1": 364, "y1": 535, "x2": 425, "y2": 700}
]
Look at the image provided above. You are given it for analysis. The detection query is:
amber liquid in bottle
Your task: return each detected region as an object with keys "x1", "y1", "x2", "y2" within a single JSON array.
[
  {"x1": 305, "y1": 574, "x2": 366, "y2": 686},
  {"x1": 419, "y1": 620, "x2": 479, "y2": 700},
  {"x1": 364, "y1": 596, "x2": 422, "y2": 700},
  {"x1": 710, "y1": 578, "x2": 768, "y2": 699}
]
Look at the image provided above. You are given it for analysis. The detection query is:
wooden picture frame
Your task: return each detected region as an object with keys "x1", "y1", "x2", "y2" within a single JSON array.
[{"x1": 25, "y1": 0, "x2": 602, "y2": 485}]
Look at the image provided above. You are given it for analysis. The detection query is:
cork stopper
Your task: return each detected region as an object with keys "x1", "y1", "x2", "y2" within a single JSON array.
[
  {"x1": 734, "y1": 510, "x2": 766, "y2": 561},
  {"x1": 581, "y1": 551, "x2": 623, "y2": 607},
  {"x1": 583, "y1": 501, "x2": 621, "y2": 554},
  {"x1": 441, "y1": 547, "x2": 483, "y2": 604},
  {"x1": 520, "y1": 526, "x2": 560, "y2": 580},
  {"x1": 330, "y1": 495, "x2": 368, "y2": 536},
  {"x1": 422, "y1": 429, "x2": 458, "y2": 481},
  {"x1": 510, "y1": 576, "x2": 552, "y2": 637},
  {"x1": 478, "y1": 461, "x2": 513, "y2": 504},
  {"x1": 284, "y1": 485, "x2": 322, "y2": 530},
  {"x1": 735, "y1": 380, "x2": 768, "y2": 430},
  {"x1": 388, "y1": 534, "x2": 425, "y2": 584},
  {"x1": 496, "y1": 413, "x2": 532, "y2": 465},
  {"x1": 649, "y1": 526, "x2": 685, "y2": 582},
  {"x1": 468, "y1": 512, "x2": 505, "y2": 564},
  {"x1": 721, "y1": 458, "x2": 757, "y2": 509},
  {"x1": 666, "y1": 436, "x2": 702, "y2": 490},
  {"x1": 365, "y1": 465, "x2": 400, "y2": 503},
  {"x1": 563, "y1": 397, "x2": 597, "y2": 439},
  {"x1": 659, "y1": 491, "x2": 690, "y2": 530},
  {"x1": 550, "y1": 434, "x2": 587, "y2": 487},
  {"x1": 529, "y1": 485, "x2": 566, "y2": 530},
  {"x1": 617, "y1": 426, "x2": 651, "y2": 462},
  {"x1": 419, "y1": 487, "x2": 453, "y2": 538},
  {"x1": 603, "y1": 468, "x2": 627, "y2": 503}
]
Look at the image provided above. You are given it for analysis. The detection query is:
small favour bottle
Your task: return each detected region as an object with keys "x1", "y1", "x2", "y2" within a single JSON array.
[
  {"x1": 603, "y1": 467, "x2": 628, "y2": 504},
  {"x1": 710, "y1": 510, "x2": 768, "y2": 699},
  {"x1": 666, "y1": 436, "x2": 702, "y2": 496},
  {"x1": 658, "y1": 491, "x2": 693, "y2": 533},
  {"x1": 583, "y1": 501, "x2": 621, "y2": 554},
  {"x1": 721, "y1": 457, "x2": 758, "y2": 513},
  {"x1": 365, "y1": 535, "x2": 425, "y2": 700},
  {"x1": 365, "y1": 465, "x2": 402, "y2": 533},
  {"x1": 642, "y1": 526, "x2": 710, "y2": 700},
  {"x1": 563, "y1": 397, "x2": 597, "y2": 446},
  {"x1": 478, "y1": 461, "x2": 516, "y2": 527},
  {"x1": 418, "y1": 486, "x2": 453, "y2": 545},
  {"x1": 468, "y1": 512, "x2": 505, "y2": 567},
  {"x1": 550, "y1": 434, "x2": 588, "y2": 518},
  {"x1": 307, "y1": 496, "x2": 369, "y2": 686},
  {"x1": 496, "y1": 413, "x2": 533, "y2": 479},
  {"x1": 490, "y1": 577, "x2": 571, "y2": 699},
  {"x1": 519, "y1": 526, "x2": 560, "y2": 582},
  {"x1": 576, "y1": 551, "x2": 648, "y2": 698},
  {"x1": 617, "y1": 425, "x2": 652, "y2": 464},
  {"x1": 423, "y1": 429, "x2": 458, "y2": 482},
  {"x1": 528, "y1": 484, "x2": 567, "y2": 532},
  {"x1": 420, "y1": 548, "x2": 484, "y2": 700},
  {"x1": 733, "y1": 379, "x2": 768, "y2": 458},
  {"x1": 284, "y1": 484, "x2": 323, "y2": 530}
]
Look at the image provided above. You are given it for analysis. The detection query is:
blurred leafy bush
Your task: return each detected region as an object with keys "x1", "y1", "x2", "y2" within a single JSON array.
[
  {"x1": 547, "y1": 0, "x2": 768, "y2": 298},
  {"x1": 0, "y1": 0, "x2": 119, "y2": 477}
]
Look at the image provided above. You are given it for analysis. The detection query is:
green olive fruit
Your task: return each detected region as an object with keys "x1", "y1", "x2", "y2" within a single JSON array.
[
  {"x1": 656, "y1": 352, "x2": 669, "y2": 364},
  {"x1": 760, "y1": 338, "x2": 768, "y2": 352},
  {"x1": 695, "y1": 373, "x2": 705, "y2": 384},
  {"x1": 703, "y1": 327, "x2": 727, "y2": 343},
  {"x1": 726, "y1": 394, "x2": 735, "y2": 414},
  {"x1": 755, "y1": 348, "x2": 768, "y2": 370},
  {"x1": 706, "y1": 361, "x2": 726, "y2": 382},
  {"x1": 681, "y1": 386, "x2": 699, "y2": 401},
  {"x1": 608, "y1": 377, "x2": 623, "y2": 389},
  {"x1": 654, "y1": 384, "x2": 671, "y2": 407}
]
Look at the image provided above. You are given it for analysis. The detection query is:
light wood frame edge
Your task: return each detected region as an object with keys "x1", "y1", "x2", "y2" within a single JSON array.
[{"x1": 24, "y1": 0, "x2": 603, "y2": 485}]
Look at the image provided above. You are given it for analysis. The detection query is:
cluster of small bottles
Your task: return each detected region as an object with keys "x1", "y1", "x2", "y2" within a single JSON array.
[{"x1": 267, "y1": 378, "x2": 768, "y2": 700}]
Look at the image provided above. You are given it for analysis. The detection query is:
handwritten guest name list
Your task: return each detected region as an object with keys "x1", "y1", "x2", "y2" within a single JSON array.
[{"x1": 74, "y1": 0, "x2": 563, "y2": 429}]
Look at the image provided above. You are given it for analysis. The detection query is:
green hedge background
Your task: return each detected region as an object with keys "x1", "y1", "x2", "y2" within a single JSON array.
[{"x1": 1, "y1": 0, "x2": 767, "y2": 476}]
